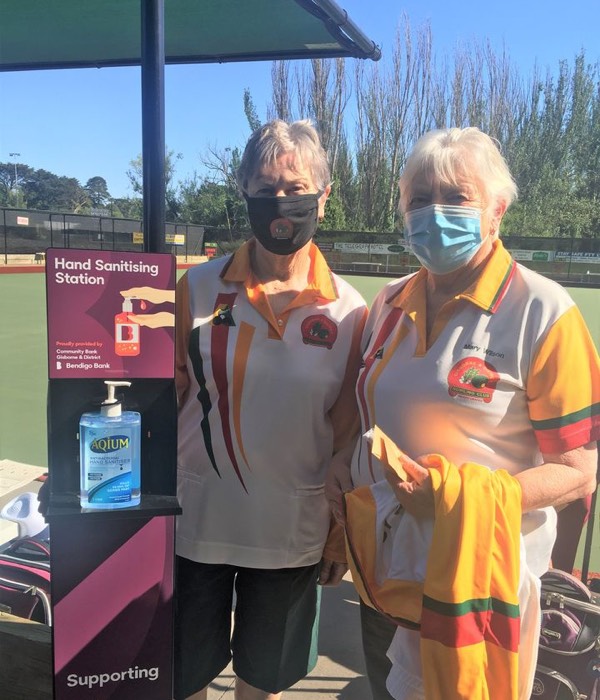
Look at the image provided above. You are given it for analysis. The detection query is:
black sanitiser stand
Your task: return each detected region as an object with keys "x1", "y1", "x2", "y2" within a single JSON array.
[{"x1": 45, "y1": 248, "x2": 180, "y2": 700}]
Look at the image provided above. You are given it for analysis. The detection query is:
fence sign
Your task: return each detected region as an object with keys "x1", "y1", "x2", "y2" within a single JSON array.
[
  {"x1": 555, "y1": 252, "x2": 600, "y2": 265},
  {"x1": 508, "y1": 250, "x2": 554, "y2": 262},
  {"x1": 204, "y1": 242, "x2": 218, "y2": 258},
  {"x1": 334, "y1": 242, "x2": 409, "y2": 255},
  {"x1": 316, "y1": 242, "x2": 334, "y2": 252}
]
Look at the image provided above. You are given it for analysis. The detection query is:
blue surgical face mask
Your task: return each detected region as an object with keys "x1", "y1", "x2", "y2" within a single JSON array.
[{"x1": 404, "y1": 204, "x2": 483, "y2": 275}]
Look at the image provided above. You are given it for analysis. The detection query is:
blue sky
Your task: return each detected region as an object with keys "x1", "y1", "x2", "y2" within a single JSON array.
[{"x1": 1, "y1": 0, "x2": 598, "y2": 199}]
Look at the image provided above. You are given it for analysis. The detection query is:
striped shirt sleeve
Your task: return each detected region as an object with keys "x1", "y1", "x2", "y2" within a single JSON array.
[{"x1": 527, "y1": 305, "x2": 600, "y2": 453}]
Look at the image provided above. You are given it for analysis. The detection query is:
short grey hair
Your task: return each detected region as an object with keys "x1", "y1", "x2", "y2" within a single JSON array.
[
  {"x1": 399, "y1": 127, "x2": 518, "y2": 213},
  {"x1": 236, "y1": 119, "x2": 331, "y2": 193}
]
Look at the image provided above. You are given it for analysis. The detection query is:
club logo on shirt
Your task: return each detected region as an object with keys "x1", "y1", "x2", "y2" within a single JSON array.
[
  {"x1": 212, "y1": 304, "x2": 236, "y2": 326},
  {"x1": 447, "y1": 357, "x2": 500, "y2": 403},
  {"x1": 301, "y1": 314, "x2": 338, "y2": 349}
]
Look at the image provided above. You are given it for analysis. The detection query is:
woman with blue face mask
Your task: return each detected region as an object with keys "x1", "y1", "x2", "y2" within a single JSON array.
[{"x1": 326, "y1": 127, "x2": 599, "y2": 700}]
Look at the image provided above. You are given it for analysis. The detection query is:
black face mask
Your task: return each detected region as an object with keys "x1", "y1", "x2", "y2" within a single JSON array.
[{"x1": 244, "y1": 192, "x2": 322, "y2": 255}]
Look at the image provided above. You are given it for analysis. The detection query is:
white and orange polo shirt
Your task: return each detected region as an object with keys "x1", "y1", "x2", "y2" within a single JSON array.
[
  {"x1": 351, "y1": 239, "x2": 599, "y2": 574},
  {"x1": 176, "y1": 240, "x2": 367, "y2": 568}
]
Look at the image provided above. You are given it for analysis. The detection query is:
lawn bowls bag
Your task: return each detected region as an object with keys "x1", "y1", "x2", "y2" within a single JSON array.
[
  {"x1": 530, "y1": 570, "x2": 600, "y2": 699},
  {"x1": 0, "y1": 531, "x2": 51, "y2": 625}
]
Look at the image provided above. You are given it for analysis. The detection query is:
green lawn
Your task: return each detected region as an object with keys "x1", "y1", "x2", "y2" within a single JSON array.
[{"x1": 1, "y1": 270, "x2": 598, "y2": 468}]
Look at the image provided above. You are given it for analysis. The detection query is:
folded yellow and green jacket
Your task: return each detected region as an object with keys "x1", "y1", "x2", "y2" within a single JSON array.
[{"x1": 344, "y1": 448, "x2": 522, "y2": 700}]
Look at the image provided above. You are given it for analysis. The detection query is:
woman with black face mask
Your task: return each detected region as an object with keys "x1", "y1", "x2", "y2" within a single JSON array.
[{"x1": 173, "y1": 119, "x2": 368, "y2": 700}]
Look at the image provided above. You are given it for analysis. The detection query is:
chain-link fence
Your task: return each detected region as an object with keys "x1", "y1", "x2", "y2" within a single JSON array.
[
  {"x1": 1, "y1": 208, "x2": 206, "y2": 262},
  {"x1": 2, "y1": 207, "x2": 599, "y2": 284}
]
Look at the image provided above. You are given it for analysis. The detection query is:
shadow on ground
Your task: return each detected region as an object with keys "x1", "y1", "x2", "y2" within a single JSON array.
[{"x1": 318, "y1": 578, "x2": 366, "y2": 673}]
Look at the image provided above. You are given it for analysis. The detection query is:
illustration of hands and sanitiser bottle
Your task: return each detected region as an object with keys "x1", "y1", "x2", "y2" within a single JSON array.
[{"x1": 115, "y1": 287, "x2": 175, "y2": 356}]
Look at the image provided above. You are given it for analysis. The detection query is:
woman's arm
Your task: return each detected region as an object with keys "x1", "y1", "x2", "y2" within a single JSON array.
[
  {"x1": 516, "y1": 441, "x2": 597, "y2": 512},
  {"x1": 325, "y1": 438, "x2": 359, "y2": 525},
  {"x1": 381, "y1": 442, "x2": 598, "y2": 518},
  {"x1": 175, "y1": 273, "x2": 192, "y2": 406}
]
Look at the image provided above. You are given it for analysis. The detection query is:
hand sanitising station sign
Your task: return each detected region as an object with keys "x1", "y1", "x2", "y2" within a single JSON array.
[{"x1": 46, "y1": 249, "x2": 175, "y2": 379}]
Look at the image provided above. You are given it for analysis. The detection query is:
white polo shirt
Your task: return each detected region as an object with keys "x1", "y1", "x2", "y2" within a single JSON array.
[
  {"x1": 176, "y1": 240, "x2": 367, "y2": 568},
  {"x1": 351, "y1": 240, "x2": 599, "y2": 574}
]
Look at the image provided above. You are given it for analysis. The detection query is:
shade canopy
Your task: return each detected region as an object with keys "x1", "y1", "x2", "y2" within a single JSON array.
[
  {"x1": 0, "y1": 0, "x2": 380, "y2": 71},
  {"x1": 1, "y1": 0, "x2": 380, "y2": 253}
]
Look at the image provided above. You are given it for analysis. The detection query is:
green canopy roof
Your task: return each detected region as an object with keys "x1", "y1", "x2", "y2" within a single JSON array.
[{"x1": 0, "y1": 0, "x2": 380, "y2": 71}]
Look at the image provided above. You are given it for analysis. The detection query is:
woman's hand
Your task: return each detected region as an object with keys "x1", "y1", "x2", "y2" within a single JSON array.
[
  {"x1": 384, "y1": 453, "x2": 435, "y2": 518},
  {"x1": 318, "y1": 559, "x2": 348, "y2": 587}
]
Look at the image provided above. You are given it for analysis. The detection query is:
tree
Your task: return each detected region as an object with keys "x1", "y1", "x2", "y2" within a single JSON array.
[
  {"x1": 320, "y1": 183, "x2": 347, "y2": 231},
  {"x1": 0, "y1": 161, "x2": 35, "y2": 207},
  {"x1": 126, "y1": 149, "x2": 182, "y2": 221},
  {"x1": 20, "y1": 169, "x2": 88, "y2": 212},
  {"x1": 243, "y1": 88, "x2": 262, "y2": 132},
  {"x1": 270, "y1": 57, "x2": 350, "y2": 173},
  {"x1": 110, "y1": 197, "x2": 143, "y2": 220},
  {"x1": 180, "y1": 145, "x2": 249, "y2": 232},
  {"x1": 85, "y1": 176, "x2": 111, "y2": 208},
  {"x1": 269, "y1": 62, "x2": 293, "y2": 123},
  {"x1": 179, "y1": 177, "x2": 248, "y2": 230}
]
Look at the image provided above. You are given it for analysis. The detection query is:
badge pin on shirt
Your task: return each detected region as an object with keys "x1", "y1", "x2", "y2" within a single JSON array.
[
  {"x1": 212, "y1": 304, "x2": 236, "y2": 326},
  {"x1": 194, "y1": 305, "x2": 236, "y2": 327}
]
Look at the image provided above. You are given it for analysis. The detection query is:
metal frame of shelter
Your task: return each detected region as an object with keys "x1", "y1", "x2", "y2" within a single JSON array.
[{"x1": 0, "y1": 0, "x2": 381, "y2": 254}]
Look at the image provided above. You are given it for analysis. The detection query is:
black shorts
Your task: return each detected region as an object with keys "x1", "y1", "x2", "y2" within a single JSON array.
[{"x1": 174, "y1": 557, "x2": 321, "y2": 698}]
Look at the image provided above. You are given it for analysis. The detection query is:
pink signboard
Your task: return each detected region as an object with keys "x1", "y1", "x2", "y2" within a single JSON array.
[
  {"x1": 46, "y1": 249, "x2": 175, "y2": 379},
  {"x1": 52, "y1": 516, "x2": 175, "y2": 700}
]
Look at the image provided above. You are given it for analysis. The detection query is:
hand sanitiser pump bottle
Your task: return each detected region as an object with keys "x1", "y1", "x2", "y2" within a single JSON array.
[{"x1": 79, "y1": 381, "x2": 141, "y2": 509}]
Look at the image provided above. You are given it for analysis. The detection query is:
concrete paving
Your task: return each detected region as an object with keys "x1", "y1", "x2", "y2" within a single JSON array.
[{"x1": 207, "y1": 575, "x2": 370, "y2": 700}]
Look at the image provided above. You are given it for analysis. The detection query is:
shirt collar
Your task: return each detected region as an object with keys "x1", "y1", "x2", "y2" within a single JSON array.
[
  {"x1": 387, "y1": 239, "x2": 516, "y2": 314},
  {"x1": 221, "y1": 239, "x2": 339, "y2": 301}
]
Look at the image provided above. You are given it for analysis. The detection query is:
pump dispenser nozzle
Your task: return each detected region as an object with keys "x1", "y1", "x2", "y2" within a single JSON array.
[
  {"x1": 101, "y1": 380, "x2": 131, "y2": 417},
  {"x1": 122, "y1": 297, "x2": 133, "y2": 313}
]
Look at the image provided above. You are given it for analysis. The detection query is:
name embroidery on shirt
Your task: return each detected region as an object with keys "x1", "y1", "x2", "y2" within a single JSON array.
[
  {"x1": 463, "y1": 343, "x2": 504, "y2": 359},
  {"x1": 301, "y1": 315, "x2": 338, "y2": 349},
  {"x1": 448, "y1": 357, "x2": 500, "y2": 403}
]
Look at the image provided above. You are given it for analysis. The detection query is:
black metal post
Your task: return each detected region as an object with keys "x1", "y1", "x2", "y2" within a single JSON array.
[
  {"x1": 567, "y1": 234, "x2": 574, "y2": 280},
  {"x1": 2, "y1": 208, "x2": 6, "y2": 264},
  {"x1": 581, "y1": 482, "x2": 598, "y2": 583},
  {"x1": 141, "y1": 0, "x2": 166, "y2": 254}
]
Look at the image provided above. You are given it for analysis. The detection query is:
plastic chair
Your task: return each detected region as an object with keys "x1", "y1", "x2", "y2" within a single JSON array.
[{"x1": 0, "y1": 491, "x2": 47, "y2": 538}]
